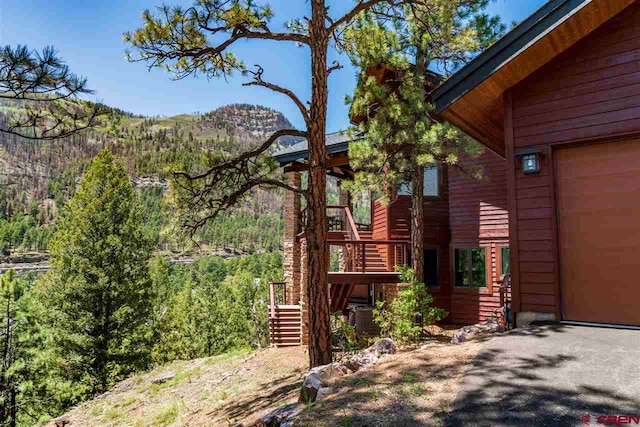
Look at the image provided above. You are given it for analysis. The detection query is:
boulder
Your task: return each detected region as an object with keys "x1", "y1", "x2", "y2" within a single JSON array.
[
  {"x1": 346, "y1": 338, "x2": 396, "y2": 372},
  {"x1": 299, "y1": 362, "x2": 349, "y2": 403},
  {"x1": 452, "y1": 319, "x2": 504, "y2": 344},
  {"x1": 258, "y1": 403, "x2": 303, "y2": 427},
  {"x1": 315, "y1": 386, "x2": 335, "y2": 401},
  {"x1": 368, "y1": 338, "x2": 397, "y2": 357}
]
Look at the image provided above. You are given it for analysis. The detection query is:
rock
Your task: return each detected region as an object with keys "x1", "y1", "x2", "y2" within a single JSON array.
[
  {"x1": 315, "y1": 386, "x2": 335, "y2": 401},
  {"x1": 298, "y1": 340, "x2": 396, "y2": 403},
  {"x1": 299, "y1": 368, "x2": 323, "y2": 403},
  {"x1": 151, "y1": 374, "x2": 175, "y2": 384},
  {"x1": 452, "y1": 319, "x2": 504, "y2": 344},
  {"x1": 368, "y1": 338, "x2": 397, "y2": 357},
  {"x1": 259, "y1": 403, "x2": 304, "y2": 427},
  {"x1": 299, "y1": 362, "x2": 348, "y2": 403},
  {"x1": 346, "y1": 338, "x2": 396, "y2": 372},
  {"x1": 54, "y1": 419, "x2": 70, "y2": 427}
]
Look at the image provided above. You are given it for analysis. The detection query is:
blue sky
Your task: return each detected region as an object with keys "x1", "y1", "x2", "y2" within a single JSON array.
[{"x1": 0, "y1": 0, "x2": 545, "y2": 132}]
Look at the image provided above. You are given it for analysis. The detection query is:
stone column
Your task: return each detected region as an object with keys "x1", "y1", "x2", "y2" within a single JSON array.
[{"x1": 283, "y1": 172, "x2": 302, "y2": 305}]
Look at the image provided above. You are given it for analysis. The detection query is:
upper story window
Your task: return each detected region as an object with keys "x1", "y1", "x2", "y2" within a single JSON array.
[{"x1": 397, "y1": 165, "x2": 439, "y2": 197}]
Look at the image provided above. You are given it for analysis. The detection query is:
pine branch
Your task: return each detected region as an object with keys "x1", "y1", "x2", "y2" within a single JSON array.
[{"x1": 243, "y1": 65, "x2": 309, "y2": 125}]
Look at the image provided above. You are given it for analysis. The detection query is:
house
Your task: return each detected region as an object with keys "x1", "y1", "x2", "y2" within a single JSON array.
[{"x1": 269, "y1": 0, "x2": 640, "y2": 346}]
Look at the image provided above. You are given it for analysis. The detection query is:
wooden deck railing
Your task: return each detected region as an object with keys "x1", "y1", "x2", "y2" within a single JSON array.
[
  {"x1": 328, "y1": 239, "x2": 410, "y2": 273},
  {"x1": 268, "y1": 282, "x2": 302, "y2": 347},
  {"x1": 297, "y1": 205, "x2": 409, "y2": 274},
  {"x1": 269, "y1": 282, "x2": 287, "y2": 316},
  {"x1": 298, "y1": 205, "x2": 372, "y2": 235}
]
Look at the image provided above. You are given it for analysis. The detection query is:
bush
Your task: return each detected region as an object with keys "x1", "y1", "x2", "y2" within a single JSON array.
[
  {"x1": 373, "y1": 266, "x2": 448, "y2": 344},
  {"x1": 331, "y1": 312, "x2": 357, "y2": 356}
]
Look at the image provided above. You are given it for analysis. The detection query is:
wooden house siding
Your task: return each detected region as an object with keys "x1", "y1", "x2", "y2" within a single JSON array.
[
  {"x1": 370, "y1": 168, "x2": 452, "y2": 314},
  {"x1": 508, "y1": 4, "x2": 640, "y2": 317},
  {"x1": 448, "y1": 149, "x2": 509, "y2": 324},
  {"x1": 372, "y1": 200, "x2": 391, "y2": 269}
]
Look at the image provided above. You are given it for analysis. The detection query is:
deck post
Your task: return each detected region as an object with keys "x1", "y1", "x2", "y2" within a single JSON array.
[{"x1": 269, "y1": 282, "x2": 276, "y2": 318}]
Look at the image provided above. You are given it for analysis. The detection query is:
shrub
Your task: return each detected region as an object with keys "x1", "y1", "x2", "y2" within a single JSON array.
[
  {"x1": 373, "y1": 266, "x2": 447, "y2": 344},
  {"x1": 331, "y1": 312, "x2": 357, "y2": 356}
]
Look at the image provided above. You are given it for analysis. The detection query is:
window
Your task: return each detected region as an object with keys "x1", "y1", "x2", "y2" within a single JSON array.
[
  {"x1": 454, "y1": 247, "x2": 487, "y2": 289},
  {"x1": 423, "y1": 248, "x2": 440, "y2": 288},
  {"x1": 500, "y1": 247, "x2": 510, "y2": 277},
  {"x1": 397, "y1": 165, "x2": 440, "y2": 197}
]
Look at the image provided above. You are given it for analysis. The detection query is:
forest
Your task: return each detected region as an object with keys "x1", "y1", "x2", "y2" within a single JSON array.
[
  {"x1": 0, "y1": 94, "x2": 309, "y2": 424},
  {"x1": 0, "y1": 150, "x2": 285, "y2": 425},
  {"x1": 0, "y1": 102, "x2": 300, "y2": 257}
]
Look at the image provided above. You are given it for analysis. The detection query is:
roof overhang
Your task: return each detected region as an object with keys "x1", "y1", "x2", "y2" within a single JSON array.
[
  {"x1": 432, "y1": 0, "x2": 636, "y2": 157},
  {"x1": 273, "y1": 140, "x2": 351, "y2": 164}
]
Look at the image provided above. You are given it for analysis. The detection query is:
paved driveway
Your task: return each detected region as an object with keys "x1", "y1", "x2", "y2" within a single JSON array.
[{"x1": 447, "y1": 324, "x2": 640, "y2": 426}]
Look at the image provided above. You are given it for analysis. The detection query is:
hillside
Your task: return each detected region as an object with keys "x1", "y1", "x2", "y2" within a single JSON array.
[
  {"x1": 46, "y1": 347, "x2": 308, "y2": 427},
  {"x1": 46, "y1": 336, "x2": 483, "y2": 427},
  {"x1": 0, "y1": 102, "x2": 304, "y2": 257}
]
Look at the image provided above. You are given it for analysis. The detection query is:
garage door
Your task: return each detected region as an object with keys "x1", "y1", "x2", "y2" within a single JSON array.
[{"x1": 557, "y1": 140, "x2": 640, "y2": 326}]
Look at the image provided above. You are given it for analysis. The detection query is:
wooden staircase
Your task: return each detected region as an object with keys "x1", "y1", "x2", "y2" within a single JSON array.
[
  {"x1": 269, "y1": 305, "x2": 302, "y2": 347},
  {"x1": 357, "y1": 231, "x2": 389, "y2": 272}
]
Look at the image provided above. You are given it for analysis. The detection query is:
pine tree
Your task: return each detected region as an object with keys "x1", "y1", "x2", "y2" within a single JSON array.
[
  {"x1": 0, "y1": 270, "x2": 25, "y2": 427},
  {"x1": 124, "y1": 0, "x2": 451, "y2": 368},
  {"x1": 28, "y1": 150, "x2": 154, "y2": 402},
  {"x1": 344, "y1": 2, "x2": 505, "y2": 281}
]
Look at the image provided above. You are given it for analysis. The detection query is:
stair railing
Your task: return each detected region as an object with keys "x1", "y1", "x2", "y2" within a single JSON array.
[{"x1": 269, "y1": 282, "x2": 287, "y2": 318}]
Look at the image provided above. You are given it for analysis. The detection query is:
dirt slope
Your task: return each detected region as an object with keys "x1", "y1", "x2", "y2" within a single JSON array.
[{"x1": 48, "y1": 347, "x2": 308, "y2": 427}]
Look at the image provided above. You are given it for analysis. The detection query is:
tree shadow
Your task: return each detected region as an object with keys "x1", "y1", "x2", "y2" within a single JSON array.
[
  {"x1": 218, "y1": 373, "x2": 304, "y2": 424},
  {"x1": 444, "y1": 325, "x2": 640, "y2": 426},
  {"x1": 294, "y1": 344, "x2": 485, "y2": 426}
]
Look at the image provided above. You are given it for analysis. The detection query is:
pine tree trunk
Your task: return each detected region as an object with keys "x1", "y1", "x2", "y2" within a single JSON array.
[
  {"x1": 305, "y1": 0, "x2": 332, "y2": 368},
  {"x1": 411, "y1": 164, "x2": 425, "y2": 283},
  {"x1": 9, "y1": 386, "x2": 16, "y2": 427},
  {"x1": 411, "y1": 53, "x2": 428, "y2": 284}
]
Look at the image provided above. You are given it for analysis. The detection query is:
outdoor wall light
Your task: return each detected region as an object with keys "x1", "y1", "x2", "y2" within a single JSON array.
[{"x1": 516, "y1": 148, "x2": 543, "y2": 174}]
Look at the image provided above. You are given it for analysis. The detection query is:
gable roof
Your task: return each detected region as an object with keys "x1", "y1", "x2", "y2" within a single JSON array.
[
  {"x1": 273, "y1": 130, "x2": 361, "y2": 165},
  {"x1": 431, "y1": 0, "x2": 635, "y2": 157}
]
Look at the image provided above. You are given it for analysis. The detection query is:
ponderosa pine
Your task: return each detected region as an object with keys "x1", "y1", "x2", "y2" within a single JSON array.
[
  {"x1": 124, "y1": 0, "x2": 448, "y2": 367},
  {"x1": 344, "y1": 1, "x2": 505, "y2": 281}
]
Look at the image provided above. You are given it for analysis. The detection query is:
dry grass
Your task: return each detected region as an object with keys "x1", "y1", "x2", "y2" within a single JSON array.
[
  {"x1": 48, "y1": 346, "x2": 308, "y2": 427},
  {"x1": 49, "y1": 327, "x2": 484, "y2": 427},
  {"x1": 296, "y1": 338, "x2": 482, "y2": 427}
]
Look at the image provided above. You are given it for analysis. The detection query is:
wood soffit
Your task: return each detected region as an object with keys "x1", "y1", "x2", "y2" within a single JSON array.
[{"x1": 433, "y1": 0, "x2": 636, "y2": 157}]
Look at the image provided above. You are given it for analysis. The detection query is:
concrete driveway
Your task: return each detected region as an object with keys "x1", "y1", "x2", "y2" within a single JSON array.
[{"x1": 447, "y1": 324, "x2": 640, "y2": 426}]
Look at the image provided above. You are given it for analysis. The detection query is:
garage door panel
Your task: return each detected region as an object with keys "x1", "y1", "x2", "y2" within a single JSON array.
[
  {"x1": 560, "y1": 215, "x2": 640, "y2": 245},
  {"x1": 557, "y1": 139, "x2": 640, "y2": 326}
]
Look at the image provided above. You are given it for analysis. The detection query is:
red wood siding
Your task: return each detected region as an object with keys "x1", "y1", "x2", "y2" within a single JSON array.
[
  {"x1": 508, "y1": 5, "x2": 640, "y2": 316},
  {"x1": 373, "y1": 168, "x2": 452, "y2": 314},
  {"x1": 372, "y1": 200, "x2": 390, "y2": 269},
  {"x1": 448, "y1": 149, "x2": 509, "y2": 324}
]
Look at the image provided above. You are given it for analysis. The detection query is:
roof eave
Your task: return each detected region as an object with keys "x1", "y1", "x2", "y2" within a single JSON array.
[{"x1": 432, "y1": 0, "x2": 589, "y2": 113}]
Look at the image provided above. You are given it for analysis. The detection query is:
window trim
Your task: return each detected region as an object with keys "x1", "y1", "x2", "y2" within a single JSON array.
[{"x1": 451, "y1": 246, "x2": 492, "y2": 294}]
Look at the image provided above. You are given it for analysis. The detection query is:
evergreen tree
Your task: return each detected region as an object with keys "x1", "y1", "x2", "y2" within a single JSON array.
[
  {"x1": 25, "y1": 150, "x2": 154, "y2": 406},
  {"x1": 0, "y1": 270, "x2": 26, "y2": 427},
  {"x1": 344, "y1": 2, "x2": 505, "y2": 281},
  {"x1": 124, "y1": 0, "x2": 444, "y2": 368}
]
